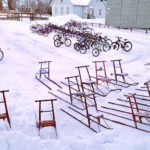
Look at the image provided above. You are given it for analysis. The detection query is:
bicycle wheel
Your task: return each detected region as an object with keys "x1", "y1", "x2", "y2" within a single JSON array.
[
  {"x1": 106, "y1": 39, "x2": 112, "y2": 45},
  {"x1": 103, "y1": 42, "x2": 111, "y2": 52},
  {"x1": 79, "y1": 46, "x2": 87, "y2": 54},
  {"x1": 74, "y1": 43, "x2": 80, "y2": 51},
  {"x1": 43, "y1": 32, "x2": 49, "y2": 37},
  {"x1": 54, "y1": 40, "x2": 61, "y2": 47},
  {"x1": 65, "y1": 39, "x2": 71, "y2": 47},
  {"x1": 124, "y1": 41, "x2": 132, "y2": 52},
  {"x1": 111, "y1": 42, "x2": 119, "y2": 50},
  {"x1": 92, "y1": 48, "x2": 100, "y2": 57},
  {"x1": 0, "y1": 49, "x2": 4, "y2": 61},
  {"x1": 53, "y1": 34, "x2": 61, "y2": 40}
]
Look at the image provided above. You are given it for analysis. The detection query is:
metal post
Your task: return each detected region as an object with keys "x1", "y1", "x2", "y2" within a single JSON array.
[
  {"x1": 39, "y1": 101, "x2": 41, "y2": 129},
  {"x1": 119, "y1": 60, "x2": 125, "y2": 83},
  {"x1": 2, "y1": 91, "x2": 11, "y2": 128},
  {"x1": 133, "y1": 94, "x2": 142, "y2": 123},
  {"x1": 68, "y1": 78, "x2": 73, "y2": 104},
  {"x1": 48, "y1": 61, "x2": 50, "y2": 78},
  {"x1": 128, "y1": 96, "x2": 137, "y2": 128}
]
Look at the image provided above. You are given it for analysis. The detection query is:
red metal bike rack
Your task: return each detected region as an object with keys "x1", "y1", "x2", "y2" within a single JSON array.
[
  {"x1": 93, "y1": 61, "x2": 109, "y2": 85},
  {"x1": 111, "y1": 59, "x2": 138, "y2": 87},
  {"x1": 35, "y1": 99, "x2": 57, "y2": 137},
  {"x1": 93, "y1": 60, "x2": 121, "y2": 92},
  {"x1": 64, "y1": 75, "x2": 86, "y2": 110},
  {"x1": 76, "y1": 65, "x2": 99, "y2": 110},
  {"x1": 127, "y1": 94, "x2": 150, "y2": 129},
  {"x1": 0, "y1": 90, "x2": 11, "y2": 128},
  {"x1": 61, "y1": 91, "x2": 111, "y2": 133},
  {"x1": 145, "y1": 80, "x2": 150, "y2": 97}
]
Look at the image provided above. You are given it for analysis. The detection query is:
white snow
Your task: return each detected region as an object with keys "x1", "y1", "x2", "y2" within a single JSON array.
[
  {"x1": 70, "y1": 0, "x2": 91, "y2": 6},
  {"x1": 0, "y1": 15, "x2": 150, "y2": 150}
]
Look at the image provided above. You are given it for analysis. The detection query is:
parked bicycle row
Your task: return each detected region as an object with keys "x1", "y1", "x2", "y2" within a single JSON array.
[
  {"x1": 31, "y1": 20, "x2": 133, "y2": 57},
  {"x1": 53, "y1": 32, "x2": 133, "y2": 57}
]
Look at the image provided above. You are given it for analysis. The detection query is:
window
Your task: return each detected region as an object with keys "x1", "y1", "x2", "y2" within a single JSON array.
[
  {"x1": 55, "y1": 7, "x2": 57, "y2": 15},
  {"x1": 67, "y1": 7, "x2": 70, "y2": 14},
  {"x1": 99, "y1": 9, "x2": 102, "y2": 15},
  {"x1": 61, "y1": 7, "x2": 64, "y2": 14}
]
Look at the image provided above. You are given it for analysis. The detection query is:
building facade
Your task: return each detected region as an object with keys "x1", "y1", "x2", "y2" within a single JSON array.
[
  {"x1": 105, "y1": 0, "x2": 150, "y2": 28},
  {"x1": 51, "y1": 0, "x2": 106, "y2": 19}
]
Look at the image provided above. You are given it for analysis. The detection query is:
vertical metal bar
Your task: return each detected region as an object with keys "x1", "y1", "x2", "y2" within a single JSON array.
[
  {"x1": 39, "y1": 101, "x2": 41, "y2": 129},
  {"x1": 68, "y1": 78, "x2": 73, "y2": 104},
  {"x1": 103, "y1": 61, "x2": 107, "y2": 78},
  {"x1": 112, "y1": 60, "x2": 117, "y2": 83},
  {"x1": 146, "y1": 29, "x2": 148, "y2": 34},
  {"x1": 51, "y1": 101, "x2": 56, "y2": 124},
  {"x1": 40, "y1": 62, "x2": 42, "y2": 78},
  {"x1": 86, "y1": 66, "x2": 91, "y2": 81},
  {"x1": 2, "y1": 91, "x2": 11, "y2": 128},
  {"x1": 119, "y1": 60, "x2": 125, "y2": 83},
  {"x1": 75, "y1": 76, "x2": 83, "y2": 103},
  {"x1": 51, "y1": 100, "x2": 57, "y2": 138},
  {"x1": 94, "y1": 62, "x2": 98, "y2": 84},
  {"x1": 75, "y1": 76, "x2": 80, "y2": 93},
  {"x1": 77, "y1": 67, "x2": 83, "y2": 91},
  {"x1": 103, "y1": 61, "x2": 109, "y2": 87},
  {"x1": 128, "y1": 96, "x2": 137, "y2": 128},
  {"x1": 48, "y1": 61, "x2": 50, "y2": 78},
  {"x1": 145, "y1": 83, "x2": 150, "y2": 97},
  {"x1": 84, "y1": 96, "x2": 90, "y2": 127},
  {"x1": 133, "y1": 94, "x2": 142, "y2": 123},
  {"x1": 86, "y1": 66, "x2": 97, "y2": 110}
]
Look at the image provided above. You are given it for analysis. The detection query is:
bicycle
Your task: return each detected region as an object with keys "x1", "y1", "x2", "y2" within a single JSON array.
[
  {"x1": 92, "y1": 38, "x2": 111, "y2": 57},
  {"x1": 54, "y1": 34, "x2": 71, "y2": 47},
  {"x1": 74, "y1": 38, "x2": 90, "y2": 54},
  {"x1": 0, "y1": 48, "x2": 4, "y2": 61},
  {"x1": 111, "y1": 37, "x2": 132, "y2": 52}
]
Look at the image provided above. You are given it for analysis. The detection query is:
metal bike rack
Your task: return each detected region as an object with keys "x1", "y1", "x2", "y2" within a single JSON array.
[
  {"x1": 35, "y1": 61, "x2": 62, "y2": 90},
  {"x1": 127, "y1": 94, "x2": 150, "y2": 129},
  {"x1": 61, "y1": 91, "x2": 111, "y2": 133},
  {"x1": 0, "y1": 90, "x2": 11, "y2": 129},
  {"x1": 35, "y1": 99, "x2": 58, "y2": 137},
  {"x1": 93, "y1": 60, "x2": 121, "y2": 92},
  {"x1": 111, "y1": 59, "x2": 138, "y2": 87}
]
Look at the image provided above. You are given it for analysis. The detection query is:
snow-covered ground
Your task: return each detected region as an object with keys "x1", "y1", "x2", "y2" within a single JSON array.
[{"x1": 0, "y1": 15, "x2": 150, "y2": 150}]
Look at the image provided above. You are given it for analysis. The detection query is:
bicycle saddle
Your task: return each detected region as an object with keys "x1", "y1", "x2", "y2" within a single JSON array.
[{"x1": 116, "y1": 36, "x2": 122, "y2": 39}]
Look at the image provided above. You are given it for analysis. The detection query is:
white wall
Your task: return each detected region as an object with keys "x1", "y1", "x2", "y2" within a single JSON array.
[
  {"x1": 51, "y1": 0, "x2": 73, "y2": 16},
  {"x1": 51, "y1": 0, "x2": 106, "y2": 19},
  {"x1": 89, "y1": 0, "x2": 106, "y2": 18},
  {"x1": 73, "y1": 6, "x2": 84, "y2": 18}
]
